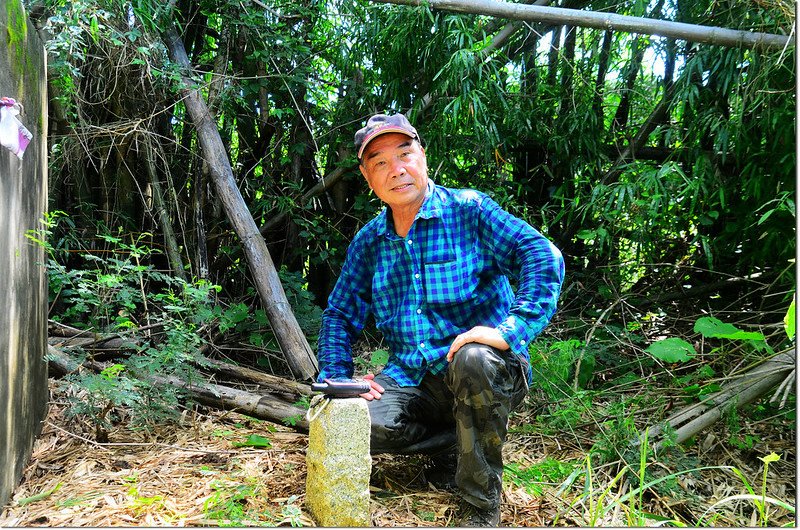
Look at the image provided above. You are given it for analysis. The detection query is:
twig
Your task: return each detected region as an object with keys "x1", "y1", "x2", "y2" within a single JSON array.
[
  {"x1": 45, "y1": 422, "x2": 111, "y2": 451},
  {"x1": 45, "y1": 421, "x2": 239, "y2": 454},
  {"x1": 574, "y1": 297, "x2": 622, "y2": 390}
]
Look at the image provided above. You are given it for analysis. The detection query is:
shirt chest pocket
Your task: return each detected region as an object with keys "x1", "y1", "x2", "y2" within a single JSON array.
[{"x1": 423, "y1": 252, "x2": 477, "y2": 306}]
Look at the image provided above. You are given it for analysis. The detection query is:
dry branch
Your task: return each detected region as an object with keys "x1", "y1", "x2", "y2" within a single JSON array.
[
  {"x1": 201, "y1": 357, "x2": 312, "y2": 400},
  {"x1": 147, "y1": 372, "x2": 309, "y2": 432},
  {"x1": 646, "y1": 349, "x2": 796, "y2": 448},
  {"x1": 47, "y1": 345, "x2": 310, "y2": 432},
  {"x1": 47, "y1": 323, "x2": 309, "y2": 399},
  {"x1": 371, "y1": 0, "x2": 793, "y2": 51}
]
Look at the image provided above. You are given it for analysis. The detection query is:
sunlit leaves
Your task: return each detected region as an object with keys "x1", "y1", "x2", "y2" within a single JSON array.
[{"x1": 646, "y1": 338, "x2": 696, "y2": 363}]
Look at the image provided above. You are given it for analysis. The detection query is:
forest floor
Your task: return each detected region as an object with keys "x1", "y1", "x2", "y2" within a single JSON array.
[{"x1": 0, "y1": 379, "x2": 795, "y2": 527}]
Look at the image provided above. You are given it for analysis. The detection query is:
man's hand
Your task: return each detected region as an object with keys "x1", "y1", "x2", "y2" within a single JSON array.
[
  {"x1": 359, "y1": 373, "x2": 385, "y2": 401},
  {"x1": 447, "y1": 325, "x2": 510, "y2": 362}
]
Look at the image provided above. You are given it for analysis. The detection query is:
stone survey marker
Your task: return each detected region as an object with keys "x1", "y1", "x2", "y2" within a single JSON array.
[{"x1": 305, "y1": 396, "x2": 372, "y2": 526}]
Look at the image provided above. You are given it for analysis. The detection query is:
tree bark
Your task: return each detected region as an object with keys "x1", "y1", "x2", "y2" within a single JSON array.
[
  {"x1": 140, "y1": 135, "x2": 188, "y2": 282},
  {"x1": 47, "y1": 345, "x2": 310, "y2": 431},
  {"x1": 558, "y1": 25, "x2": 577, "y2": 114},
  {"x1": 592, "y1": 30, "x2": 613, "y2": 124},
  {"x1": 201, "y1": 357, "x2": 312, "y2": 399},
  {"x1": 161, "y1": 25, "x2": 318, "y2": 381},
  {"x1": 610, "y1": 34, "x2": 645, "y2": 135},
  {"x1": 48, "y1": 322, "x2": 312, "y2": 399},
  {"x1": 546, "y1": 25, "x2": 562, "y2": 87},
  {"x1": 149, "y1": 372, "x2": 310, "y2": 432},
  {"x1": 371, "y1": 0, "x2": 793, "y2": 51}
]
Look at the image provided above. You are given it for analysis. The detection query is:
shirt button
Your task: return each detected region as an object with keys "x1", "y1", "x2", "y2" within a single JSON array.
[
  {"x1": 414, "y1": 273, "x2": 420, "y2": 279},
  {"x1": 420, "y1": 342, "x2": 425, "y2": 348},
  {"x1": 416, "y1": 308, "x2": 422, "y2": 314},
  {"x1": 520, "y1": 340, "x2": 527, "y2": 346},
  {"x1": 407, "y1": 239, "x2": 413, "y2": 245}
]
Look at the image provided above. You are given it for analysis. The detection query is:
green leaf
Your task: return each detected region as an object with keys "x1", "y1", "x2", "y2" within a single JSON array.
[
  {"x1": 693, "y1": 316, "x2": 765, "y2": 341},
  {"x1": 17, "y1": 483, "x2": 62, "y2": 506},
  {"x1": 370, "y1": 348, "x2": 389, "y2": 367},
  {"x1": 646, "y1": 338, "x2": 696, "y2": 363},
  {"x1": 783, "y1": 297, "x2": 795, "y2": 340},
  {"x1": 759, "y1": 452, "x2": 780, "y2": 465},
  {"x1": 231, "y1": 434, "x2": 272, "y2": 448}
]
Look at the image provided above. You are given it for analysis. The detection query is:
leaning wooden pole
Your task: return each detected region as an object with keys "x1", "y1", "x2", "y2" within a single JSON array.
[
  {"x1": 370, "y1": 0, "x2": 793, "y2": 51},
  {"x1": 161, "y1": 25, "x2": 318, "y2": 381}
]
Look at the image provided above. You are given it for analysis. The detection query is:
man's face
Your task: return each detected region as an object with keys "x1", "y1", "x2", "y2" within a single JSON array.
[{"x1": 359, "y1": 132, "x2": 429, "y2": 213}]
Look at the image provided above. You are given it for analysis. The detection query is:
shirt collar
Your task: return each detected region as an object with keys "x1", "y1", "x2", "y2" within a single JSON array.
[{"x1": 377, "y1": 179, "x2": 442, "y2": 237}]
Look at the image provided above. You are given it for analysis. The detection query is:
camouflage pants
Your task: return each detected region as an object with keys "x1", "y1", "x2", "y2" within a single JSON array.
[{"x1": 368, "y1": 343, "x2": 529, "y2": 509}]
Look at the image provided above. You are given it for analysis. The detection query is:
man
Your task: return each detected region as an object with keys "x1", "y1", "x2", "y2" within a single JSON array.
[{"x1": 317, "y1": 113, "x2": 565, "y2": 526}]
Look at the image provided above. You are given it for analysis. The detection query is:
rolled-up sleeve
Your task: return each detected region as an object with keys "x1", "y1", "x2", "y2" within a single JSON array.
[
  {"x1": 478, "y1": 198, "x2": 565, "y2": 356},
  {"x1": 317, "y1": 235, "x2": 374, "y2": 382}
]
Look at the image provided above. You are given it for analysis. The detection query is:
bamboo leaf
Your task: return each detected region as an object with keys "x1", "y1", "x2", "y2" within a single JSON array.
[
  {"x1": 231, "y1": 434, "x2": 272, "y2": 448},
  {"x1": 17, "y1": 483, "x2": 63, "y2": 506}
]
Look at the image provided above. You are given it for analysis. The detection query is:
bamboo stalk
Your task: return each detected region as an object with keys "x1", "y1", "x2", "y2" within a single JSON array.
[
  {"x1": 371, "y1": 0, "x2": 793, "y2": 51},
  {"x1": 161, "y1": 25, "x2": 318, "y2": 381}
]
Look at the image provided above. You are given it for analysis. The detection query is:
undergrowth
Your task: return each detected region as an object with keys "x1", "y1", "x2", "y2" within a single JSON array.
[
  {"x1": 31, "y1": 213, "x2": 322, "y2": 440},
  {"x1": 508, "y1": 288, "x2": 796, "y2": 526}
]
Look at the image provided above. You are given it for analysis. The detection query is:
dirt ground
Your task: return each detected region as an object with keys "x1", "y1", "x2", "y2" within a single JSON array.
[{"x1": 0, "y1": 380, "x2": 795, "y2": 527}]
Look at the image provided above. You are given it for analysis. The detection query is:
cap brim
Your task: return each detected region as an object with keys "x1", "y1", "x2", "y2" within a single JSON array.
[{"x1": 358, "y1": 126, "x2": 416, "y2": 159}]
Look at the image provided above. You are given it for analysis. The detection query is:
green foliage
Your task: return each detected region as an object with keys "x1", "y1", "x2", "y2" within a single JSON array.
[
  {"x1": 529, "y1": 338, "x2": 584, "y2": 399},
  {"x1": 646, "y1": 337, "x2": 696, "y2": 363},
  {"x1": 203, "y1": 481, "x2": 305, "y2": 527},
  {"x1": 37, "y1": 220, "x2": 223, "y2": 435},
  {"x1": 32, "y1": 2, "x2": 797, "y2": 523},
  {"x1": 278, "y1": 267, "x2": 323, "y2": 348},
  {"x1": 231, "y1": 434, "x2": 272, "y2": 449},
  {"x1": 696, "y1": 453, "x2": 795, "y2": 527},
  {"x1": 504, "y1": 458, "x2": 578, "y2": 496},
  {"x1": 783, "y1": 297, "x2": 795, "y2": 341},
  {"x1": 693, "y1": 316, "x2": 765, "y2": 342},
  {"x1": 354, "y1": 348, "x2": 389, "y2": 373},
  {"x1": 203, "y1": 480, "x2": 261, "y2": 526}
]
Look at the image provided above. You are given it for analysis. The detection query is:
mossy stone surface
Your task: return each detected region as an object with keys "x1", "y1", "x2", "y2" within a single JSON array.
[{"x1": 305, "y1": 397, "x2": 372, "y2": 527}]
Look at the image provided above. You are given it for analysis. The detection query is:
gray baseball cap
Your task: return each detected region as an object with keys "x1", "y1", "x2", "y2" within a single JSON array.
[{"x1": 354, "y1": 113, "x2": 419, "y2": 160}]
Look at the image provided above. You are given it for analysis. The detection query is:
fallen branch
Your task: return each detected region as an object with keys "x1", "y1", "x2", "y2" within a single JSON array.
[
  {"x1": 645, "y1": 349, "x2": 796, "y2": 448},
  {"x1": 147, "y1": 372, "x2": 309, "y2": 432},
  {"x1": 200, "y1": 356, "x2": 312, "y2": 400},
  {"x1": 48, "y1": 325, "x2": 310, "y2": 399},
  {"x1": 47, "y1": 345, "x2": 310, "y2": 432}
]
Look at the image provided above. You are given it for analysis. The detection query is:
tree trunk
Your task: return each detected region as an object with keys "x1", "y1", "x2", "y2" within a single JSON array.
[
  {"x1": 161, "y1": 25, "x2": 318, "y2": 381},
  {"x1": 370, "y1": 0, "x2": 792, "y2": 51},
  {"x1": 603, "y1": 79, "x2": 678, "y2": 183},
  {"x1": 546, "y1": 25, "x2": 562, "y2": 87},
  {"x1": 592, "y1": 30, "x2": 613, "y2": 124},
  {"x1": 610, "y1": 35, "x2": 645, "y2": 136},
  {"x1": 140, "y1": 135, "x2": 188, "y2": 282},
  {"x1": 558, "y1": 25, "x2": 577, "y2": 114}
]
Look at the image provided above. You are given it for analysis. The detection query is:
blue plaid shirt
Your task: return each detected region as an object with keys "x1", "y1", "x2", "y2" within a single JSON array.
[{"x1": 317, "y1": 181, "x2": 565, "y2": 387}]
